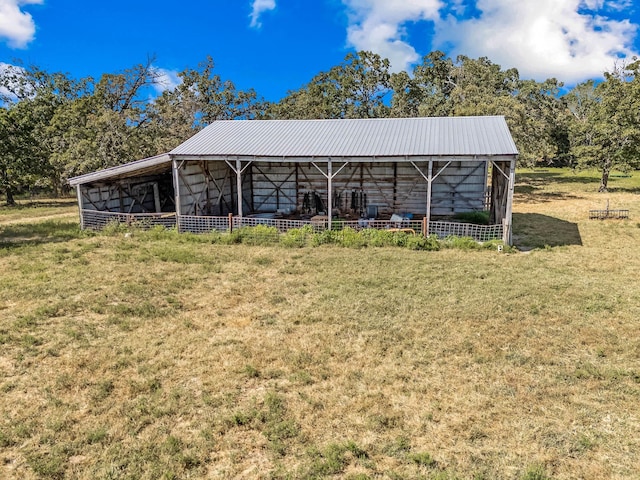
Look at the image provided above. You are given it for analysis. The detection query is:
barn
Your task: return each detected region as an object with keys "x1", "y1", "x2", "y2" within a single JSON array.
[{"x1": 69, "y1": 116, "x2": 518, "y2": 243}]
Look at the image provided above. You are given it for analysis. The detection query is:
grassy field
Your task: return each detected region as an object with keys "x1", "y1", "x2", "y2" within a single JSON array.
[{"x1": 1, "y1": 169, "x2": 639, "y2": 479}]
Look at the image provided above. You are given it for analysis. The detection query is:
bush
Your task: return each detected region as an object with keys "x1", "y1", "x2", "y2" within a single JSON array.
[
  {"x1": 441, "y1": 235, "x2": 481, "y2": 250},
  {"x1": 281, "y1": 225, "x2": 314, "y2": 248},
  {"x1": 405, "y1": 234, "x2": 440, "y2": 251},
  {"x1": 311, "y1": 229, "x2": 339, "y2": 246},
  {"x1": 336, "y1": 227, "x2": 366, "y2": 248},
  {"x1": 237, "y1": 225, "x2": 280, "y2": 245},
  {"x1": 453, "y1": 210, "x2": 490, "y2": 225},
  {"x1": 359, "y1": 228, "x2": 396, "y2": 247}
]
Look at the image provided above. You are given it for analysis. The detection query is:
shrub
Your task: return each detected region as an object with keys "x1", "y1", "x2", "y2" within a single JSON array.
[
  {"x1": 281, "y1": 225, "x2": 314, "y2": 248},
  {"x1": 236, "y1": 225, "x2": 280, "y2": 246},
  {"x1": 405, "y1": 234, "x2": 440, "y2": 251},
  {"x1": 311, "y1": 229, "x2": 339, "y2": 246},
  {"x1": 441, "y1": 235, "x2": 481, "y2": 250},
  {"x1": 101, "y1": 220, "x2": 131, "y2": 236},
  {"x1": 453, "y1": 210, "x2": 490, "y2": 225},
  {"x1": 359, "y1": 228, "x2": 396, "y2": 247},
  {"x1": 336, "y1": 227, "x2": 366, "y2": 248}
]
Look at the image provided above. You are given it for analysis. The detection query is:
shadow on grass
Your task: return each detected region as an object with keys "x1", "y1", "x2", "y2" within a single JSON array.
[
  {"x1": 0, "y1": 198, "x2": 77, "y2": 211},
  {"x1": 606, "y1": 186, "x2": 640, "y2": 194},
  {"x1": 514, "y1": 189, "x2": 583, "y2": 204},
  {"x1": 517, "y1": 170, "x2": 640, "y2": 194},
  {"x1": 512, "y1": 213, "x2": 582, "y2": 249},
  {"x1": 517, "y1": 171, "x2": 600, "y2": 185},
  {"x1": 0, "y1": 220, "x2": 83, "y2": 249}
]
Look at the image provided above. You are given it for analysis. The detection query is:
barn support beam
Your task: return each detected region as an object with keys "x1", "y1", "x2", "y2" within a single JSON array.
[
  {"x1": 236, "y1": 158, "x2": 243, "y2": 217},
  {"x1": 426, "y1": 160, "x2": 433, "y2": 236},
  {"x1": 310, "y1": 159, "x2": 347, "y2": 230},
  {"x1": 172, "y1": 158, "x2": 182, "y2": 231},
  {"x1": 327, "y1": 159, "x2": 332, "y2": 229},
  {"x1": 225, "y1": 159, "x2": 253, "y2": 217},
  {"x1": 411, "y1": 159, "x2": 451, "y2": 236},
  {"x1": 503, "y1": 158, "x2": 516, "y2": 245},
  {"x1": 76, "y1": 185, "x2": 85, "y2": 229}
]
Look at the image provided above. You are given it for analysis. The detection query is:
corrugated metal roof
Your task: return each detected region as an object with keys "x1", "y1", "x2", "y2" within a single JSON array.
[
  {"x1": 68, "y1": 153, "x2": 172, "y2": 186},
  {"x1": 170, "y1": 116, "x2": 518, "y2": 158}
]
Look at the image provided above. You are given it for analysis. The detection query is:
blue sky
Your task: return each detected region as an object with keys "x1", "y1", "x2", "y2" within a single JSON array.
[{"x1": 1, "y1": 0, "x2": 639, "y2": 101}]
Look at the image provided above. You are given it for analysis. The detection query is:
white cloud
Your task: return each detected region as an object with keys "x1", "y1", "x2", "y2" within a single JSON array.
[
  {"x1": 435, "y1": 0, "x2": 639, "y2": 83},
  {"x1": 152, "y1": 67, "x2": 182, "y2": 94},
  {"x1": 0, "y1": 0, "x2": 43, "y2": 48},
  {"x1": 341, "y1": 0, "x2": 639, "y2": 82},
  {"x1": 342, "y1": 0, "x2": 443, "y2": 71},
  {"x1": 249, "y1": 0, "x2": 276, "y2": 28}
]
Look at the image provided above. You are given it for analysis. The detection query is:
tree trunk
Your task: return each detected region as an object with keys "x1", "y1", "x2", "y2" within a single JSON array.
[
  {"x1": 599, "y1": 159, "x2": 611, "y2": 192},
  {"x1": 1, "y1": 167, "x2": 16, "y2": 206},
  {"x1": 5, "y1": 187, "x2": 15, "y2": 206}
]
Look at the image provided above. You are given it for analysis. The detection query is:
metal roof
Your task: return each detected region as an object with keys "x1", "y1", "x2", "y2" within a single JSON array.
[
  {"x1": 68, "y1": 154, "x2": 172, "y2": 186},
  {"x1": 170, "y1": 116, "x2": 518, "y2": 158}
]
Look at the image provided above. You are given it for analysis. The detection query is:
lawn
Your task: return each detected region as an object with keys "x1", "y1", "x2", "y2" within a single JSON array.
[{"x1": 0, "y1": 169, "x2": 639, "y2": 479}]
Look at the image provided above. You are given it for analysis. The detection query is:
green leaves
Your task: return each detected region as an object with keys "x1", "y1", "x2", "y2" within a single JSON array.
[{"x1": 568, "y1": 64, "x2": 640, "y2": 190}]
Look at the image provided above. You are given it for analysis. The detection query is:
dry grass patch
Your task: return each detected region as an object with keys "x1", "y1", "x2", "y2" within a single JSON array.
[
  {"x1": 0, "y1": 198, "x2": 77, "y2": 225},
  {"x1": 1, "y1": 171, "x2": 640, "y2": 479}
]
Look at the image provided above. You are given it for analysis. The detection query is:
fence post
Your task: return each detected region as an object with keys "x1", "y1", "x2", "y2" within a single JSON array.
[
  {"x1": 228, "y1": 213, "x2": 233, "y2": 233},
  {"x1": 422, "y1": 217, "x2": 427, "y2": 237}
]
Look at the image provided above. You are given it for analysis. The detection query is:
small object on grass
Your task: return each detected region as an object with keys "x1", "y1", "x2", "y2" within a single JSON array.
[{"x1": 589, "y1": 200, "x2": 629, "y2": 220}]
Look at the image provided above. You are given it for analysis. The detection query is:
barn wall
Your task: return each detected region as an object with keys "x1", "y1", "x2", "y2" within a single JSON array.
[
  {"x1": 178, "y1": 161, "x2": 226, "y2": 215},
  {"x1": 80, "y1": 174, "x2": 174, "y2": 214},
  {"x1": 430, "y1": 161, "x2": 487, "y2": 216},
  {"x1": 250, "y1": 163, "x2": 297, "y2": 213},
  {"x1": 247, "y1": 160, "x2": 487, "y2": 218}
]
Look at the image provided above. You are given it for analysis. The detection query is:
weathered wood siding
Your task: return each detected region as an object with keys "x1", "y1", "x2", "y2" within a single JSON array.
[
  {"x1": 80, "y1": 174, "x2": 174, "y2": 214},
  {"x1": 177, "y1": 161, "x2": 252, "y2": 216},
  {"x1": 430, "y1": 161, "x2": 487, "y2": 216},
  {"x1": 247, "y1": 161, "x2": 487, "y2": 217}
]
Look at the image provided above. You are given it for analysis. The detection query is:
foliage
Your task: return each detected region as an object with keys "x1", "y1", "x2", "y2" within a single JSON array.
[
  {"x1": 452, "y1": 210, "x2": 490, "y2": 225},
  {"x1": 568, "y1": 61, "x2": 640, "y2": 191},
  {"x1": 280, "y1": 225, "x2": 315, "y2": 248},
  {"x1": 2, "y1": 50, "x2": 638, "y2": 200},
  {"x1": 268, "y1": 51, "x2": 391, "y2": 119}
]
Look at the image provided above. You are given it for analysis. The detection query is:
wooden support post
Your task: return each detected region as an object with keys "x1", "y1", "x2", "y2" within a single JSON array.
[
  {"x1": 152, "y1": 182, "x2": 161, "y2": 213},
  {"x1": 236, "y1": 158, "x2": 243, "y2": 217},
  {"x1": 172, "y1": 157, "x2": 182, "y2": 232},
  {"x1": 502, "y1": 157, "x2": 516, "y2": 245},
  {"x1": 425, "y1": 160, "x2": 433, "y2": 236},
  {"x1": 228, "y1": 213, "x2": 233, "y2": 233},
  {"x1": 327, "y1": 158, "x2": 332, "y2": 230},
  {"x1": 76, "y1": 185, "x2": 84, "y2": 230}
]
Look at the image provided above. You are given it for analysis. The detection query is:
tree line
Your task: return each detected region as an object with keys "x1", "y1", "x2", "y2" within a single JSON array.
[{"x1": 1, "y1": 51, "x2": 639, "y2": 204}]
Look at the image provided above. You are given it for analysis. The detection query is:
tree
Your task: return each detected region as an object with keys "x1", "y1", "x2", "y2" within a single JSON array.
[
  {"x1": 0, "y1": 64, "x2": 85, "y2": 202},
  {"x1": 146, "y1": 56, "x2": 266, "y2": 152},
  {"x1": 48, "y1": 58, "x2": 166, "y2": 179},
  {"x1": 269, "y1": 51, "x2": 391, "y2": 119},
  {"x1": 408, "y1": 52, "x2": 568, "y2": 165},
  {"x1": 568, "y1": 62, "x2": 640, "y2": 191},
  {"x1": 0, "y1": 107, "x2": 32, "y2": 204}
]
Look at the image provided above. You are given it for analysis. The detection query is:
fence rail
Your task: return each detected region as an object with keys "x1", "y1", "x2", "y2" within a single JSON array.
[
  {"x1": 81, "y1": 210, "x2": 503, "y2": 242},
  {"x1": 429, "y1": 221, "x2": 503, "y2": 243},
  {"x1": 81, "y1": 210, "x2": 177, "y2": 230}
]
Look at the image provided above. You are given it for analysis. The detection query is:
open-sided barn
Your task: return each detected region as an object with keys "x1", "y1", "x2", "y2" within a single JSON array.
[{"x1": 69, "y1": 116, "x2": 518, "y2": 243}]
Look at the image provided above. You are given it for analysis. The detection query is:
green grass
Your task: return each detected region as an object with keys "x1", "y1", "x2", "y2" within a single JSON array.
[
  {"x1": 0, "y1": 197, "x2": 77, "y2": 220},
  {"x1": 1, "y1": 169, "x2": 640, "y2": 479}
]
